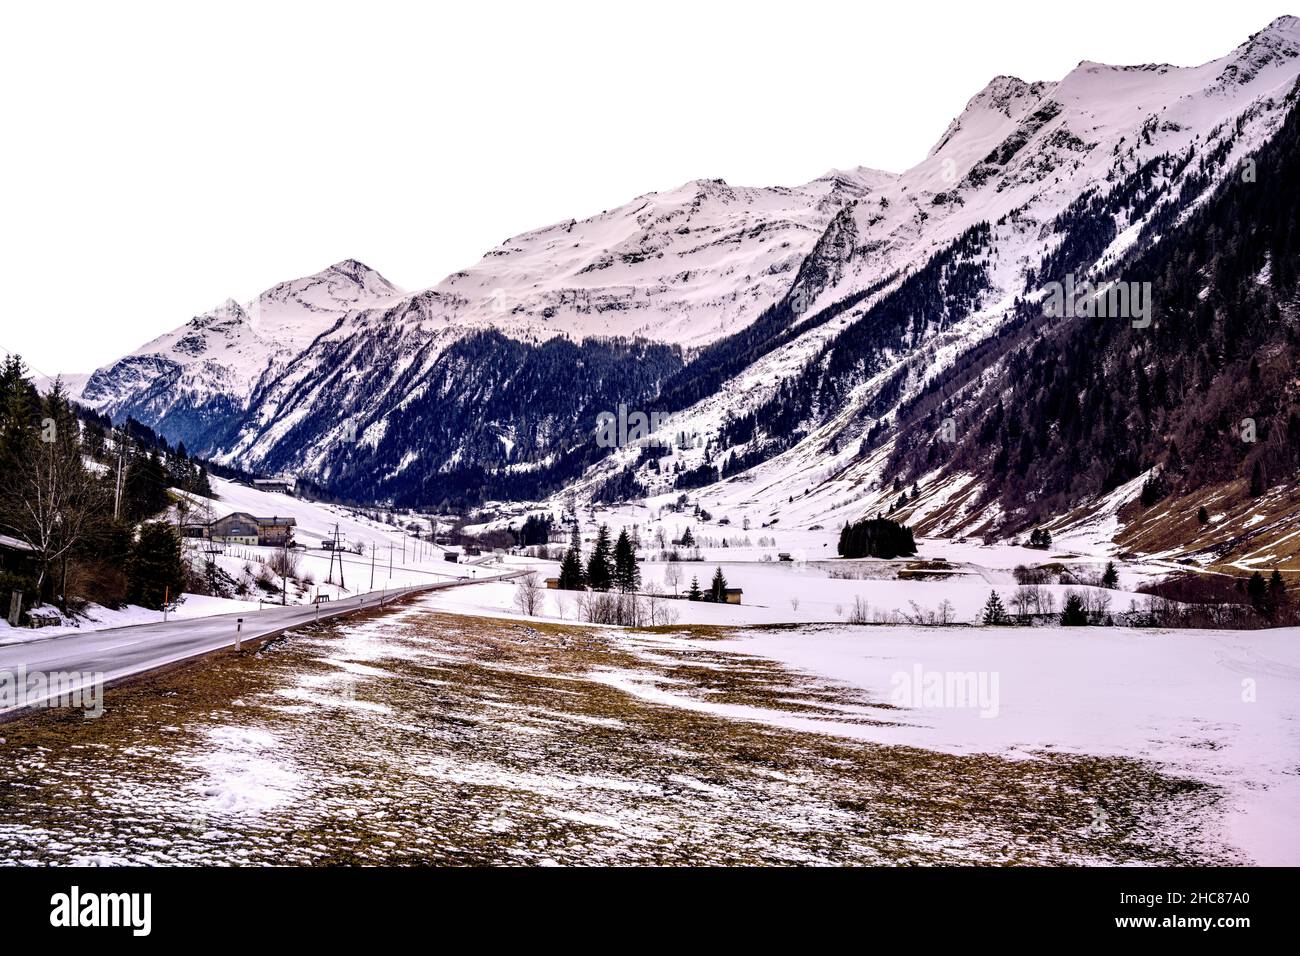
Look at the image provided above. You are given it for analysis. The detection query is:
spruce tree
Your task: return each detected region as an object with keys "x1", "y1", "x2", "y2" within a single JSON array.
[
  {"x1": 1250, "y1": 460, "x2": 1266, "y2": 497},
  {"x1": 1059, "y1": 593, "x2": 1088, "y2": 626},
  {"x1": 687, "y1": 576, "x2": 703, "y2": 601},
  {"x1": 585, "y1": 524, "x2": 614, "y2": 591},
  {"x1": 1247, "y1": 571, "x2": 1268, "y2": 606},
  {"x1": 1268, "y1": 569, "x2": 1286, "y2": 601},
  {"x1": 558, "y1": 544, "x2": 585, "y2": 590},
  {"x1": 124, "y1": 447, "x2": 169, "y2": 521},
  {"x1": 981, "y1": 591, "x2": 1009, "y2": 625},
  {"x1": 1196, "y1": 505, "x2": 1210, "y2": 525},
  {"x1": 709, "y1": 566, "x2": 728, "y2": 602},
  {"x1": 1101, "y1": 561, "x2": 1119, "y2": 589},
  {"x1": 680, "y1": 526, "x2": 695, "y2": 547},
  {"x1": 613, "y1": 528, "x2": 639, "y2": 592},
  {"x1": 126, "y1": 522, "x2": 186, "y2": 610}
]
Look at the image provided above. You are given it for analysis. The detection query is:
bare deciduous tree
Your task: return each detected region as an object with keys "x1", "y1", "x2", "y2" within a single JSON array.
[
  {"x1": 1, "y1": 422, "x2": 108, "y2": 605},
  {"x1": 663, "y1": 562, "x2": 682, "y2": 595},
  {"x1": 513, "y1": 571, "x2": 543, "y2": 616}
]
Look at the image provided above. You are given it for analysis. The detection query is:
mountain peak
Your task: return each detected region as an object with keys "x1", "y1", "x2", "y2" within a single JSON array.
[
  {"x1": 1259, "y1": 13, "x2": 1300, "y2": 36},
  {"x1": 927, "y1": 74, "x2": 1051, "y2": 159},
  {"x1": 326, "y1": 258, "x2": 401, "y2": 293}
]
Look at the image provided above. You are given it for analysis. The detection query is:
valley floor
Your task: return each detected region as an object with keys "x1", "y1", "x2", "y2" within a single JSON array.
[{"x1": 2, "y1": 596, "x2": 1292, "y2": 865}]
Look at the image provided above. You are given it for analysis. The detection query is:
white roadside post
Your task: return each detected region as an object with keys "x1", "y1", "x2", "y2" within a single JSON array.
[{"x1": 236, "y1": 617, "x2": 243, "y2": 651}]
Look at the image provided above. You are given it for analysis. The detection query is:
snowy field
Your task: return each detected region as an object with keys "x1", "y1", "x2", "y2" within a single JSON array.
[
  {"x1": 423, "y1": 557, "x2": 1144, "y2": 626},
  {"x1": 4, "y1": 601, "x2": 1257, "y2": 866},
  {"x1": 595, "y1": 623, "x2": 1300, "y2": 865}
]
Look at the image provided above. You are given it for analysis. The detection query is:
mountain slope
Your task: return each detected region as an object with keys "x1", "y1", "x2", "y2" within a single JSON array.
[
  {"x1": 567, "y1": 17, "x2": 1300, "y2": 524},
  {"x1": 73, "y1": 170, "x2": 890, "y2": 494},
  {"x1": 71, "y1": 16, "x2": 1300, "y2": 549},
  {"x1": 77, "y1": 259, "x2": 403, "y2": 451}
]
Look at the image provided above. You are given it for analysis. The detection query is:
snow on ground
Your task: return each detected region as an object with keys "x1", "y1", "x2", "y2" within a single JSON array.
[
  {"x1": 177, "y1": 475, "x2": 442, "y2": 553},
  {"x1": 2, "y1": 475, "x2": 510, "y2": 643},
  {"x1": 424, "y1": 544, "x2": 1144, "y2": 627},
  {"x1": 185, "y1": 725, "x2": 302, "y2": 815},
  {"x1": 425, "y1": 566, "x2": 1132, "y2": 626},
  {"x1": 175, "y1": 474, "x2": 499, "y2": 607},
  {"x1": 459, "y1": 495, "x2": 1164, "y2": 625},
  {"x1": 607, "y1": 624, "x2": 1300, "y2": 866}
]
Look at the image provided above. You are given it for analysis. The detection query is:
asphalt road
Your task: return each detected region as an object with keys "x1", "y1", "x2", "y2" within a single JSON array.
[{"x1": 0, "y1": 569, "x2": 524, "y2": 717}]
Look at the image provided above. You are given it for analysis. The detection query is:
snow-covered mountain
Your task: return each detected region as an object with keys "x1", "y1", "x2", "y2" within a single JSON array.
[
  {"x1": 566, "y1": 16, "x2": 1300, "y2": 515},
  {"x1": 78, "y1": 259, "x2": 404, "y2": 451},
  {"x1": 73, "y1": 16, "x2": 1300, "y2": 554},
  {"x1": 75, "y1": 167, "x2": 891, "y2": 463}
]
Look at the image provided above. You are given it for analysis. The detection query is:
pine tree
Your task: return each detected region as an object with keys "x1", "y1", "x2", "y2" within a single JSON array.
[
  {"x1": 0, "y1": 354, "x2": 39, "y2": 477},
  {"x1": 126, "y1": 522, "x2": 186, "y2": 610},
  {"x1": 1249, "y1": 460, "x2": 1266, "y2": 497},
  {"x1": 1101, "y1": 561, "x2": 1119, "y2": 589},
  {"x1": 558, "y1": 544, "x2": 585, "y2": 590},
  {"x1": 680, "y1": 526, "x2": 695, "y2": 547},
  {"x1": 613, "y1": 528, "x2": 639, "y2": 592},
  {"x1": 981, "y1": 591, "x2": 1009, "y2": 625},
  {"x1": 709, "y1": 566, "x2": 728, "y2": 602},
  {"x1": 1196, "y1": 505, "x2": 1210, "y2": 525},
  {"x1": 1269, "y1": 569, "x2": 1287, "y2": 602},
  {"x1": 1059, "y1": 593, "x2": 1088, "y2": 626},
  {"x1": 585, "y1": 524, "x2": 614, "y2": 591},
  {"x1": 1247, "y1": 570, "x2": 1268, "y2": 606},
  {"x1": 124, "y1": 447, "x2": 169, "y2": 521},
  {"x1": 195, "y1": 463, "x2": 213, "y2": 497},
  {"x1": 687, "y1": 576, "x2": 703, "y2": 601}
]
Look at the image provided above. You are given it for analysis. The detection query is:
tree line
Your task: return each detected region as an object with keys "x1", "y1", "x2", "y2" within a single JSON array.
[{"x1": 0, "y1": 356, "x2": 194, "y2": 620}]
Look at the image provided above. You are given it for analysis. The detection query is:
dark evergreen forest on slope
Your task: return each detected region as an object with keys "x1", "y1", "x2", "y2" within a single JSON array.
[{"x1": 883, "y1": 80, "x2": 1300, "y2": 528}]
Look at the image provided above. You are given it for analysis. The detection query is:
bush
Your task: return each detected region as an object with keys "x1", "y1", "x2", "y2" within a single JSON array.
[
  {"x1": 267, "y1": 548, "x2": 301, "y2": 580},
  {"x1": 64, "y1": 558, "x2": 129, "y2": 609},
  {"x1": 847, "y1": 595, "x2": 871, "y2": 624}
]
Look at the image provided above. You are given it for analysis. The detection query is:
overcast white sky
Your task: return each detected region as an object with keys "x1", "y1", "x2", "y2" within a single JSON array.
[{"x1": 0, "y1": 0, "x2": 1289, "y2": 374}]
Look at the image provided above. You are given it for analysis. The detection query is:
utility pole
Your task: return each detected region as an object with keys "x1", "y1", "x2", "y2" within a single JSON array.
[
  {"x1": 113, "y1": 434, "x2": 124, "y2": 520},
  {"x1": 388, "y1": 542, "x2": 393, "y2": 580},
  {"x1": 326, "y1": 523, "x2": 345, "y2": 590},
  {"x1": 370, "y1": 543, "x2": 376, "y2": 590}
]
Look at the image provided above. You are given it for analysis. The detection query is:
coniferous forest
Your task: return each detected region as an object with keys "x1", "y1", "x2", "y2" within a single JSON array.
[
  {"x1": 837, "y1": 517, "x2": 918, "y2": 559},
  {"x1": 882, "y1": 79, "x2": 1300, "y2": 528}
]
